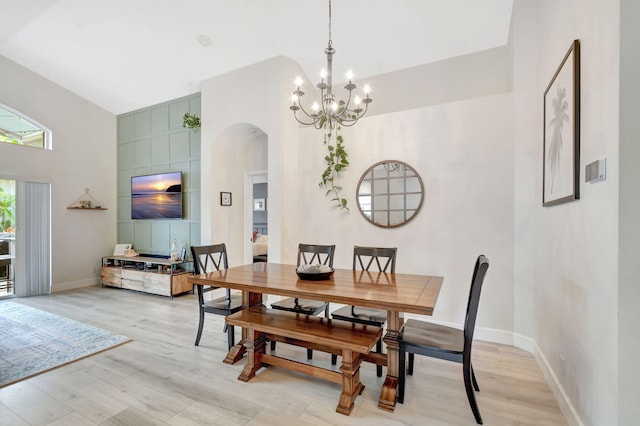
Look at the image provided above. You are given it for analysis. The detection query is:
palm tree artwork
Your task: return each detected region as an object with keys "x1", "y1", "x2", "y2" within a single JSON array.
[{"x1": 547, "y1": 85, "x2": 569, "y2": 194}]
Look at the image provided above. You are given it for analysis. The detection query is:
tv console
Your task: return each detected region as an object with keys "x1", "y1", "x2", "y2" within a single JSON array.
[{"x1": 101, "y1": 255, "x2": 192, "y2": 297}]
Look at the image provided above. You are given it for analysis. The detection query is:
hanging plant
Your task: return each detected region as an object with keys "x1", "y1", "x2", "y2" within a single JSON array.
[
  {"x1": 319, "y1": 120, "x2": 349, "y2": 210},
  {"x1": 182, "y1": 113, "x2": 201, "y2": 132}
]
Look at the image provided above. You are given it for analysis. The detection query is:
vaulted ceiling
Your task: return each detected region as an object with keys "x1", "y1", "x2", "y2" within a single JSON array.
[{"x1": 1, "y1": 0, "x2": 513, "y2": 115}]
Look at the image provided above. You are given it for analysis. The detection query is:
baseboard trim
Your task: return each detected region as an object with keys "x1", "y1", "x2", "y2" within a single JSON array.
[
  {"x1": 53, "y1": 277, "x2": 99, "y2": 292},
  {"x1": 417, "y1": 320, "x2": 584, "y2": 426},
  {"x1": 486, "y1": 329, "x2": 584, "y2": 426}
]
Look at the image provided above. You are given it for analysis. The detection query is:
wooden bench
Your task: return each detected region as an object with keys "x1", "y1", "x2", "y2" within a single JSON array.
[{"x1": 226, "y1": 306, "x2": 382, "y2": 415}]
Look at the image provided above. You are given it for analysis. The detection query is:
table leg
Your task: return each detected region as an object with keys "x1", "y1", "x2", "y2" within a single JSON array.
[
  {"x1": 223, "y1": 343, "x2": 246, "y2": 364},
  {"x1": 237, "y1": 328, "x2": 267, "y2": 382},
  {"x1": 337, "y1": 350, "x2": 365, "y2": 415},
  {"x1": 223, "y1": 290, "x2": 263, "y2": 365},
  {"x1": 378, "y1": 310, "x2": 404, "y2": 411}
]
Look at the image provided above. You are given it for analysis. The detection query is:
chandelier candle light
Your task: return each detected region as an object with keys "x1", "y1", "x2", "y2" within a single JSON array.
[{"x1": 290, "y1": 0, "x2": 372, "y2": 129}]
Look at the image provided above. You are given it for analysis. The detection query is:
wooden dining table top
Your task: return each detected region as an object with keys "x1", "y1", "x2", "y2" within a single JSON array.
[{"x1": 188, "y1": 262, "x2": 443, "y2": 315}]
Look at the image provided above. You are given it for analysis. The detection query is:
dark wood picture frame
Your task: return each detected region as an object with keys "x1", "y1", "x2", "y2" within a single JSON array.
[
  {"x1": 543, "y1": 39, "x2": 580, "y2": 207},
  {"x1": 220, "y1": 191, "x2": 232, "y2": 206}
]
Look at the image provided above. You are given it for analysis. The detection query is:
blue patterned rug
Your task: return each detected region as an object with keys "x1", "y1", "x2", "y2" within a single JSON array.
[{"x1": 0, "y1": 301, "x2": 131, "y2": 387}]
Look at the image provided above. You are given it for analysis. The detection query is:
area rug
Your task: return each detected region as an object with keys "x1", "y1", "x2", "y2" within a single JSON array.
[{"x1": 0, "y1": 301, "x2": 131, "y2": 387}]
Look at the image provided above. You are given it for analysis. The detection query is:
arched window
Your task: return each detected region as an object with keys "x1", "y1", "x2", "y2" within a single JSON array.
[{"x1": 0, "y1": 104, "x2": 51, "y2": 149}]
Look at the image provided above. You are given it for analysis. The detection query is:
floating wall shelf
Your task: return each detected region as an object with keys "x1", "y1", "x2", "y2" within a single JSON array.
[
  {"x1": 67, "y1": 206, "x2": 108, "y2": 210},
  {"x1": 67, "y1": 188, "x2": 107, "y2": 210}
]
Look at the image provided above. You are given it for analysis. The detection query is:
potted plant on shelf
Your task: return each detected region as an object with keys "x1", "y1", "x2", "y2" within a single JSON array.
[{"x1": 183, "y1": 113, "x2": 201, "y2": 132}]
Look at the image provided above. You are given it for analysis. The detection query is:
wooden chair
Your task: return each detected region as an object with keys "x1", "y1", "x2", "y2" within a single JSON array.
[
  {"x1": 398, "y1": 255, "x2": 489, "y2": 425},
  {"x1": 191, "y1": 244, "x2": 243, "y2": 350},
  {"x1": 269, "y1": 243, "x2": 335, "y2": 358},
  {"x1": 331, "y1": 246, "x2": 397, "y2": 376}
]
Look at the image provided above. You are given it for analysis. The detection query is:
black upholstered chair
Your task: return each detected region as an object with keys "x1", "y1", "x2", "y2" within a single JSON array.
[
  {"x1": 269, "y1": 243, "x2": 335, "y2": 358},
  {"x1": 398, "y1": 255, "x2": 489, "y2": 425},
  {"x1": 191, "y1": 244, "x2": 243, "y2": 350},
  {"x1": 331, "y1": 246, "x2": 397, "y2": 376}
]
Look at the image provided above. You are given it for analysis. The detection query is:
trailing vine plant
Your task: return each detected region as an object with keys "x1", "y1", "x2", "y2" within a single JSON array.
[{"x1": 319, "y1": 119, "x2": 349, "y2": 210}]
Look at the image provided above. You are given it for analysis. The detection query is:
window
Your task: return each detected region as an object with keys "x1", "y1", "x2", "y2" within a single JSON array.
[{"x1": 0, "y1": 105, "x2": 50, "y2": 149}]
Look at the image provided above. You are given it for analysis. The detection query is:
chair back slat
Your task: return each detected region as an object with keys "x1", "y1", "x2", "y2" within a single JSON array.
[
  {"x1": 191, "y1": 243, "x2": 228, "y2": 273},
  {"x1": 463, "y1": 255, "x2": 489, "y2": 352},
  {"x1": 350, "y1": 246, "x2": 397, "y2": 316},
  {"x1": 353, "y1": 246, "x2": 397, "y2": 273},
  {"x1": 297, "y1": 244, "x2": 335, "y2": 267},
  {"x1": 191, "y1": 243, "x2": 231, "y2": 302}
]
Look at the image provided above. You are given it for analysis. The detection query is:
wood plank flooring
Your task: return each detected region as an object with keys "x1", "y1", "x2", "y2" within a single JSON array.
[{"x1": 0, "y1": 286, "x2": 567, "y2": 425}]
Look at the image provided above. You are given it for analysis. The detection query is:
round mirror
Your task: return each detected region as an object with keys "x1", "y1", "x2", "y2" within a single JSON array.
[{"x1": 356, "y1": 160, "x2": 424, "y2": 228}]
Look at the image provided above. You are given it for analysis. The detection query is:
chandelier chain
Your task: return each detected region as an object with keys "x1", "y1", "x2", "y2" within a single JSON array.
[{"x1": 328, "y1": 0, "x2": 332, "y2": 48}]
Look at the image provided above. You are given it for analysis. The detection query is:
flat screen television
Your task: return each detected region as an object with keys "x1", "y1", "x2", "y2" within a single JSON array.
[{"x1": 131, "y1": 171, "x2": 183, "y2": 219}]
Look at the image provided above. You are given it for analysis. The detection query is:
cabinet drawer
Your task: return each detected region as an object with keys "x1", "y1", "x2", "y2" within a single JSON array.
[
  {"x1": 121, "y1": 278, "x2": 145, "y2": 292},
  {"x1": 101, "y1": 267, "x2": 121, "y2": 287},
  {"x1": 121, "y1": 268, "x2": 144, "y2": 281},
  {"x1": 171, "y1": 273, "x2": 192, "y2": 295},
  {"x1": 144, "y1": 273, "x2": 171, "y2": 296}
]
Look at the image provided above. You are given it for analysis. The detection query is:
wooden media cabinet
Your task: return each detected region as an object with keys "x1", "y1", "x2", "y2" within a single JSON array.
[{"x1": 101, "y1": 255, "x2": 192, "y2": 297}]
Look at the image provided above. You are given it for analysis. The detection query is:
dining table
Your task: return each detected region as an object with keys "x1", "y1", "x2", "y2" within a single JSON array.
[{"x1": 188, "y1": 262, "x2": 443, "y2": 412}]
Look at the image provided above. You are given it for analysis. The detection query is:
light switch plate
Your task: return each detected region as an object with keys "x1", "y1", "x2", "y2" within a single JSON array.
[{"x1": 585, "y1": 159, "x2": 606, "y2": 183}]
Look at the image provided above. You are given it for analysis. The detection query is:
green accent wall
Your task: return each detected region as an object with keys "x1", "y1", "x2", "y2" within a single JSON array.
[{"x1": 116, "y1": 94, "x2": 201, "y2": 256}]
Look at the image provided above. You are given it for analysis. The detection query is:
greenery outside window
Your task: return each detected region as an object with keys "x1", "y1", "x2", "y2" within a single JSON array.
[
  {"x1": 0, "y1": 105, "x2": 50, "y2": 149},
  {"x1": 0, "y1": 179, "x2": 15, "y2": 233}
]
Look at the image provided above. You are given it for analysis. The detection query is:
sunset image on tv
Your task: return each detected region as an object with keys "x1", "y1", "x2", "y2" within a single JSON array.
[{"x1": 131, "y1": 172, "x2": 182, "y2": 219}]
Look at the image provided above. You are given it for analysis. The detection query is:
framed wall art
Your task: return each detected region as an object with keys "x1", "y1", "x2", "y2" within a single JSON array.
[
  {"x1": 543, "y1": 39, "x2": 580, "y2": 207},
  {"x1": 220, "y1": 191, "x2": 232, "y2": 206}
]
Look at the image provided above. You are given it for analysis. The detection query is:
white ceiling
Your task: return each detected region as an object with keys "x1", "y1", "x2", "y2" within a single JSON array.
[{"x1": 1, "y1": 0, "x2": 513, "y2": 115}]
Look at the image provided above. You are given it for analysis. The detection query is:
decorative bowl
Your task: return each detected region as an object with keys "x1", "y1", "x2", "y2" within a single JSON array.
[{"x1": 296, "y1": 264, "x2": 334, "y2": 281}]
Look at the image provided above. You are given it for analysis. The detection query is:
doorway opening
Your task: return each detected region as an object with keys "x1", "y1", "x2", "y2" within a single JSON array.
[{"x1": 251, "y1": 174, "x2": 268, "y2": 263}]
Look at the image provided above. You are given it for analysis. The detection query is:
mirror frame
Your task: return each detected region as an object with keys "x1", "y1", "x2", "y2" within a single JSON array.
[{"x1": 356, "y1": 160, "x2": 424, "y2": 228}]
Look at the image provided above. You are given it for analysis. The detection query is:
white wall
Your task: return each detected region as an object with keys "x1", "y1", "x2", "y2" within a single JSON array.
[
  {"x1": 512, "y1": 0, "x2": 620, "y2": 424},
  {"x1": 287, "y1": 94, "x2": 515, "y2": 330},
  {"x1": 618, "y1": 0, "x2": 640, "y2": 423},
  {"x1": 200, "y1": 56, "x2": 302, "y2": 265},
  {"x1": 0, "y1": 55, "x2": 116, "y2": 292}
]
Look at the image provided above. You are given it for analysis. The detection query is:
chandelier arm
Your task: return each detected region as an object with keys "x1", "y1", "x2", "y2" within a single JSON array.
[
  {"x1": 292, "y1": 110, "x2": 323, "y2": 128},
  {"x1": 335, "y1": 90, "x2": 354, "y2": 119},
  {"x1": 336, "y1": 103, "x2": 370, "y2": 127},
  {"x1": 300, "y1": 84, "x2": 328, "y2": 120},
  {"x1": 337, "y1": 119, "x2": 360, "y2": 128},
  {"x1": 296, "y1": 100, "x2": 323, "y2": 124}
]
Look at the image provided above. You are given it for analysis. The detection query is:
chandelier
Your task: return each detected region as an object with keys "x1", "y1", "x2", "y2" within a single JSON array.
[{"x1": 289, "y1": 0, "x2": 372, "y2": 129}]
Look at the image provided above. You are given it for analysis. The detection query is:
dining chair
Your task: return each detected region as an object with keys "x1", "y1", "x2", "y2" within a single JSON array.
[
  {"x1": 191, "y1": 243, "x2": 243, "y2": 350},
  {"x1": 398, "y1": 254, "x2": 489, "y2": 425},
  {"x1": 269, "y1": 243, "x2": 335, "y2": 359},
  {"x1": 330, "y1": 246, "x2": 397, "y2": 376}
]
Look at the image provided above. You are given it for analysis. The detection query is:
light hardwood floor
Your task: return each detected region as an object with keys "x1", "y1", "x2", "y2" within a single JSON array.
[{"x1": 0, "y1": 286, "x2": 567, "y2": 425}]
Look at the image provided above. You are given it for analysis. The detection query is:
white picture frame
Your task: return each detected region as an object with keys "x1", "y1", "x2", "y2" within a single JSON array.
[
  {"x1": 253, "y1": 198, "x2": 265, "y2": 211},
  {"x1": 113, "y1": 244, "x2": 131, "y2": 256}
]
